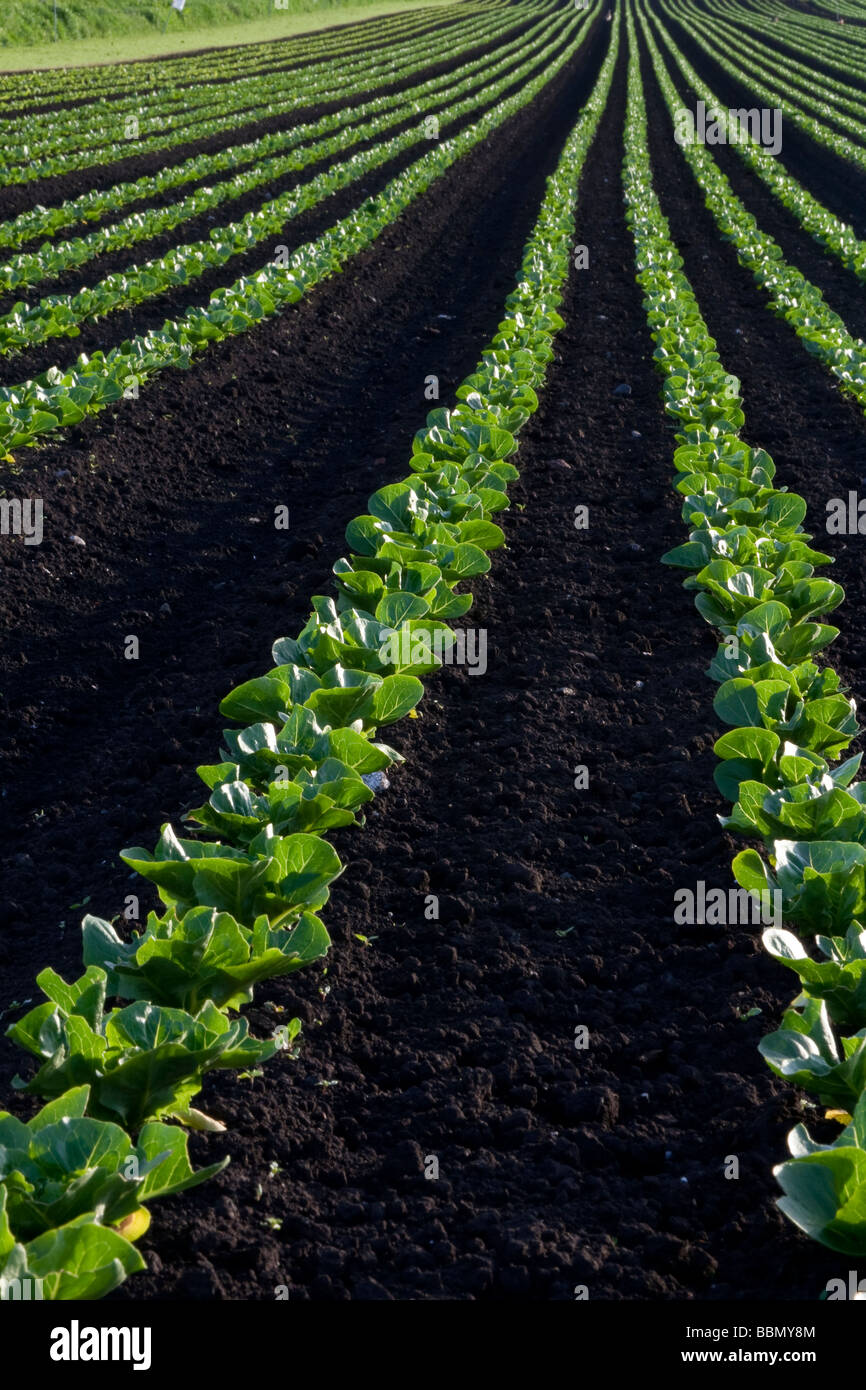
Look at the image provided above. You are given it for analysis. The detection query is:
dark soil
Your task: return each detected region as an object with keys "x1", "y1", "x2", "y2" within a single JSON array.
[{"x1": 1, "y1": 9, "x2": 864, "y2": 1303}]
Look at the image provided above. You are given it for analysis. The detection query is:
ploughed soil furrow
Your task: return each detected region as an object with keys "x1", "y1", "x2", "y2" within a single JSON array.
[
  {"x1": 0, "y1": 29, "x2": 581, "y2": 366},
  {"x1": 641, "y1": 33, "x2": 866, "y2": 695},
  {"x1": 0, "y1": 13, "x2": 538, "y2": 227},
  {"x1": 656, "y1": 51, "x2": 866, "y2": 344},
  {"x1": 0, "y1": 12, "x2": 608, "y2": 1069},
  {"x1": 111, "y1": 53, "x2": 843, "y2": 1301},
  {"x1": 661, "y1": 7, "x2": 866, "y2": 241}
]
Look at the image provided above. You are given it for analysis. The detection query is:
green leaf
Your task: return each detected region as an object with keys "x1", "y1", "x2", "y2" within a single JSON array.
[
  {"x1": 21, "y1": 1216, "x2": 144, "y2": 1300},
  {"x1": 375, "y1": 591, "x2": 430, "y2": 627},
  {"x1": 370, "y1": 674, "x2": 424, "y2": 725}
]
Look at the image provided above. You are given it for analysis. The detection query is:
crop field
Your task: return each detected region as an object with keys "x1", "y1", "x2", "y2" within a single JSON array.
[{"x1": 2, "y1": 0, "x2": 866, "y2": 1334}]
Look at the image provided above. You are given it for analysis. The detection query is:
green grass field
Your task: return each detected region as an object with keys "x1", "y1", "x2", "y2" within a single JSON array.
[{"x1": 0, "y1": 0, "x2": 456, "y2": 68}]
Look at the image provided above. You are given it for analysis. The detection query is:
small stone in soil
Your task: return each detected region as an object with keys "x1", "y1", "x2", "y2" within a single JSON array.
[{"x1": 361, "y1": 772, "x2": 390, "y2": 793}]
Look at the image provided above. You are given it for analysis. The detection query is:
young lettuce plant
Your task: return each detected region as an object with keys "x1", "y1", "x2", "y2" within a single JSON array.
[
  {"x1": 773, "y1": 1087, "x2": 866, "y2": 1256},
  {"x1": 733, "y1": 840, "x2": 866, "y2": 938},
  {"x1": 763, "y1": 925, "x2": 866, "y2": 1033},
  {"x1": 722, "y1": 777, "x2": 866, "y2": 849},
  {"x1": 82, "y1": 906, "x2": 330, "y2": 1013},
  {"x1": 218, "y1": 660, "x2": 424, "y2": 736},
  {"x1": 6, "y1": 966, "x2": 290, "y2": 1130},
  {"x1": 759, "y1": 995, "x2": 866, "y2": 1113},
  {"x1": 713, "y1": 665, "x2": 858, "y2": 766},
  {"x1": 185, "y1": 765, "x2": 373, "y2": 844},
  {"x1": 0, "y1": 1084, "x2": 227, "y2": 1240},
  {"x1": 198, "y1": 706, "x2": 402, "y2": 796},
  {"x1": 712, "y1": 730, "x2": 860, "y2": 805},
  {"x1": 120, "y1": 826, "x2": 343, "y2": 926},
  {"x1": 0, "y1": 1189, "x2": 144, "y2": 1301}
]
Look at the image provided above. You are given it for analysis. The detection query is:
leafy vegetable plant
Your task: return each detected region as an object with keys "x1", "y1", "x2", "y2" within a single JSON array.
[
  {"x1": 0, "y1": 1085, "x2": 226, "y2": 1239},
  {"x1": 7, "y1": 966, "x2": 284, "y2": 1128}
]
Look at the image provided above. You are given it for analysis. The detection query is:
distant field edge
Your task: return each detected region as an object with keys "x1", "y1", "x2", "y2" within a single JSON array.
[{"x1": 0, "y1": 0, "x2": 460, "y2": 73}]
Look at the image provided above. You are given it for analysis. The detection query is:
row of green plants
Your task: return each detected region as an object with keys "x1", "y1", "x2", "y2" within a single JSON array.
[
  {"x1": 0, "y1": 9, "x2": 620, "y2": 1301},
  {"x1": 658, "y1": 0, "x2": 866, "y2": 179},
  {"x1": 0, "y1": 4, "x2": 569, "y2": 297},
  {"x1": 0, "y1": 11, "x2": 583, "y2": 355},
  {"x1": 0, "y1": 3, "x2": 510, "y2": 185},
  {"x1": 681, "y1": 0, "x2": 866, "y2": 127},
  {"x1": 0, "y1": 2, "x2": 463, "y2": 130},
  {"x1": 0, "y1": 5, "x2": 596, "y2": 458},
  {"x1": 623, "y1": 3, "x2": 866, "y2": 1259},
  {"x1": 643, "y1": 2, "x2": 866, "y2": 289},
  {"x1": 642, "y1": 12, "x2": 866, "y2": 420},
  {"x1": 0, "y1": 3, "x2": 514, "y2": 169},
  {"x1": 0, "y1": 2, "x2": 464, "y2": 111},
  {"x1": 0, "y1": 4, "x2": 535, "y2": 254},
  {"x1": 714, "y1": 0, "x2": 866, "y2": 74}
]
